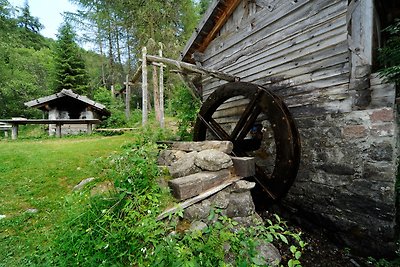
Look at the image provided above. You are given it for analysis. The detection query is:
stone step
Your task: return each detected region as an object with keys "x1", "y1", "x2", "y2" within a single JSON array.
[{"x1": 168, "y1": 169, "x2": 232, "y2": 201}]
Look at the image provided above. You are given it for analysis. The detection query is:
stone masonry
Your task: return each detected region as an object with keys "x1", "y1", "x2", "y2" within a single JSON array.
[
  {"x1": 284, "y1": 107, "x2": 398, "y2": 256},
  {"x1": 157, "y1": 141, "x2": 282, "y2": 265}
]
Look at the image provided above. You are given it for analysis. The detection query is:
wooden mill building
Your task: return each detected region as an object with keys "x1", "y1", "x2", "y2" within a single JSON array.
[
  {"x1": 182, "y1": 0, "x2": 400, "y2": 256},
  {"x1": 25, "y1": 89, "x2": 110, "y2": 136}
]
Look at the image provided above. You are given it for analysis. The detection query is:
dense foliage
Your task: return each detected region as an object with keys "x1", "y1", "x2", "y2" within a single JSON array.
[
  {"x1": 68, "y1": 0, "x2": 201, "y2": 88},
  {"x1": 170, "y1": 84, "x2": 201, "y2": 140},
  {"x1": 378, "y1": 19, "x2": 400, "y2": 84},
  {"x1": 0, "y1": 0, "x2": 205, "y2": 122},
  {"x1": 0, "y1": 0, "x2": 53, "y2": 118}
]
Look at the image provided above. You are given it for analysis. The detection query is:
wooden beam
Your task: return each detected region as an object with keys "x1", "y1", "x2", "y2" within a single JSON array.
[
  {"x1": 159, "y1": 45, "x2": 165, "y2": 128},
  {"x1": 125, "y1": 74, "x2": 131, "y2": 120},
  {"x1": 0, "y1": 119, "x2": 101, "y2": 125},
  {"x1": 142, "y1": 47, "x2": 148, "y2": 126},
  {"x1": 178, "y1": 73, "x2": 203, "y2": 103},
  {"x1": 131, "y1": 63, "x2": 142, "y2": 84},
  {"x1": 198, "y1": 0, "x2": 242, "y2": 53},
  {"x1": 146, "y1": 55, "x2": 239, "y2": 82}
]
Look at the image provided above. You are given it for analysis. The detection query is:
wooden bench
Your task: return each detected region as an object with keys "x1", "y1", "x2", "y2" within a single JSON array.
[
  {"x1": 0, "y1": 123, "x2": 12, "y2": 138},
  {"x1": 0, "y1": 119, "x2": 101, "y2": 140}
]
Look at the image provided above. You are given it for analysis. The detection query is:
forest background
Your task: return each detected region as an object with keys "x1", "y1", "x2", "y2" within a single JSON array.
[{"x1": 0, "y1": 0, "x2": 211, "y2": 126}]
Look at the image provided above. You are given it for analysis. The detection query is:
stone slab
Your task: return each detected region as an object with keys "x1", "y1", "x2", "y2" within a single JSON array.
[{"x1": 168, "y1": 169, "x2": 231, "y2": 201}]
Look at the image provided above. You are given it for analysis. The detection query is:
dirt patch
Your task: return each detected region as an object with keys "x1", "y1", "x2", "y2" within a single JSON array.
[{"x1": 259, "y1": 210, "x2": 374, "y2": 267}]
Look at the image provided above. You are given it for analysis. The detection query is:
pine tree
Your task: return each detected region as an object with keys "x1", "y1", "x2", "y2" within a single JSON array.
[
  {"x1": 53, "y1": 22, "x2": 89, "y2": 95},
  {"x1": 16, "y1": 0, "x2": 45, "y2": 49}
]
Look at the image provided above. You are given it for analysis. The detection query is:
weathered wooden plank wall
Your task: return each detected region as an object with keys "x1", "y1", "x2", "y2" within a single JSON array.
[
  {"x1": 194, "y1": 0, "x2": 398, "y2": 256},
  {"x1": 202, "y1": 0, "x2": 351, "y2": 117}
]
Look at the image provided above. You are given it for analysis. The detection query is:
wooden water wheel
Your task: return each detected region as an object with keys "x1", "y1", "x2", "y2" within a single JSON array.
[{"x1": 193, "y1": 82, "x2": 301, "y2": 200}]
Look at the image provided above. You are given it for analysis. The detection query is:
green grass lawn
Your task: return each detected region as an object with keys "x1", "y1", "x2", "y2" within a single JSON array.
[{"x1": 0, "y1": 135, "x2": 133, "y2": 266}]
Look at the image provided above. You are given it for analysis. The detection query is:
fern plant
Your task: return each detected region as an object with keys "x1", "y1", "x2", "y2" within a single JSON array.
[{"x1": 378, "y1": 19, "x2": 400, "y2": 84}]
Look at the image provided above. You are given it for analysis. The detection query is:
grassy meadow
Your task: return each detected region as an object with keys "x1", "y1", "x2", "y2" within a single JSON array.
[{"x1": 0, "y1": 134, "x2": 132, "y2": 266}]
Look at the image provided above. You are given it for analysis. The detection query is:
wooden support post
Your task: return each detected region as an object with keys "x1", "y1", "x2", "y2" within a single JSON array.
[
  {"x1": 159, "y1": 43, "x2": 165, "y2": 128},
  {"x1": 142, "y1": 47, "x2": 148, "y2": 126},
  {"x1": 87, "y1": 123, "x2": 93, "y2": 134},
  {"x1": 56, "y1": 124, "x2": 62, "y2": 138},
  {"x1": 111, "y1": 85, "x2": 115, "y2": 98},
  {"x1": 153, "y1": 65, "x2": 161, "y2": 122},
  {"x1": 11, "y1": 124, "x2": 18, "y2": 140},
  {"x1": 125, "y1": 74, "x2": 131, "y2": 120}
]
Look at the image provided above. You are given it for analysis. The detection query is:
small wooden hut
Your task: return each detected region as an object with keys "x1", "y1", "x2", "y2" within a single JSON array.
[
  {"x1": 181, "y1": 0, "x2": 400, "y2": 256},
  {"x1": 25, "y1": 89, "x2": 110, "y2": 136}
]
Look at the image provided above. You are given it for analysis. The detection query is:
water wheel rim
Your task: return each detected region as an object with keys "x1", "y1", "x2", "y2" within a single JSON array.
[{"x1": 193, "y1": 82, "x2": 301, "y2": 200}]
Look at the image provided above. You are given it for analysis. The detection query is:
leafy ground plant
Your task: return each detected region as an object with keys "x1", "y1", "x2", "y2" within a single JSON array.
[
  {"x1": 37, "y1": 130, "x2": 306, "y2": 266},
  {"x1": 378, "y1": 19, "x2": 400, "y2": 84}
]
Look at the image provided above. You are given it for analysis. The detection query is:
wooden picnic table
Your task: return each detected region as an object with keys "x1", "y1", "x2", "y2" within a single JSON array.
[{"x1": 0, "y1": 119, "x2": 101, "y2": 140}]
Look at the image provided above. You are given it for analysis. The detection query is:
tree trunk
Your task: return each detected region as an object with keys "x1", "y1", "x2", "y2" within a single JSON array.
[{"x1": 125, "y1": 74, "x2": 130, "y2": 120}]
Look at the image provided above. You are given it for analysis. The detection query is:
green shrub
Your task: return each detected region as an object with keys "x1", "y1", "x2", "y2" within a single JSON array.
[
  {"x1": 378, "y1": 19, "x2": 400, "y2": 84},
  {"x1": 169, "y1": 84, "x2": 200, "y2": 140}
]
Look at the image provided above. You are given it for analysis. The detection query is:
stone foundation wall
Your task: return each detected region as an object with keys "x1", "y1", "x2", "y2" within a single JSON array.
[
  {"x1": 284, "y1": 107, "x2": 398, "y2": 255},
  {"x1": 158, "y1": 142, "x2": 262, "y2": 226}
]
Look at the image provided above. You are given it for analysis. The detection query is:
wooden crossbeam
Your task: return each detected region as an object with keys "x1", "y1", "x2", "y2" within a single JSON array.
[{"x1": 146, "y1": 55, "x2": 239, "y2": 82}]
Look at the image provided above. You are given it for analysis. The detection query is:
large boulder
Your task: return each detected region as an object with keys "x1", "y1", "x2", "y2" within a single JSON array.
[
  {"x1": 168, "y1": 151, "x2": 200, "y2": 178},
  {"x1": 254, "y1": 240, "x2": 282, "y2": 267},
  {"x1": 157, "y1": 149, "x2": 187, "y2": 166},
  {"x1": 226, "y1": 191, "x2": 255, "y2": 218},
  {"x1": 195, "y1": 149, "x2": 233, "y2": 171}
]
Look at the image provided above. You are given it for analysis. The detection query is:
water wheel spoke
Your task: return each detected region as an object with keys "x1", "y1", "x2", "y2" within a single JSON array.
[
  {"x1": 209, "y1": 118, "x2": 231, "y2": 140},
  {"x1": 197, "y1": 114, "x2": 230, "y2": 140},
  {"x1": 230, "y1": 90, "x2": 264, "y2": 140},
  {"x1": 253, "y1": 166, "x2": 277, "y2": 200},
  {"x1": 236, "y1": 105, "x2": 262, "y2": 141}
]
